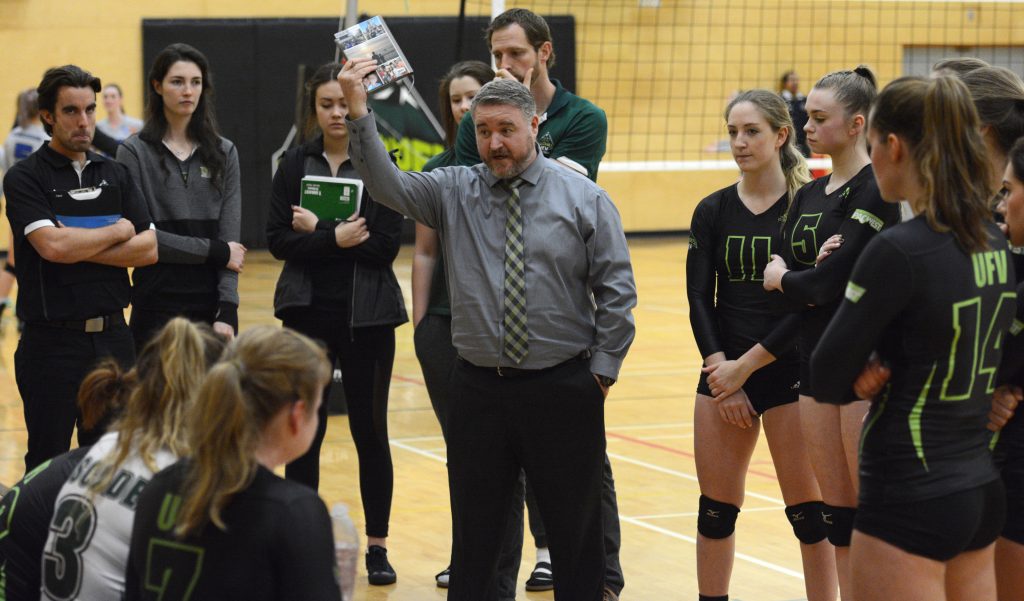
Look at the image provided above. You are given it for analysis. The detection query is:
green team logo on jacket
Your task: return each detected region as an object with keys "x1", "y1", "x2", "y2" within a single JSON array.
[{"x1": 538, "y1": 132, "x2": 554, "y2": 156}]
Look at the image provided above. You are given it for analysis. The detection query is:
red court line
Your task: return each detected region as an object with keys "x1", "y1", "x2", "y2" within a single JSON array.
[
  {"x1": 392, "y1": 374, "x2": 425, "y2": 386},
  {"x1": 606, "y1": 431, "x2": 778, "y2": 481}
]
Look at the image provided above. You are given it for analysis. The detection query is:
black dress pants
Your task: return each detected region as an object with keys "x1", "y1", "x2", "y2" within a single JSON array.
[
  {"x1": 447, "y1": 357, "x2": 607, "y2": 601},
  {"x1": 416, "y1": 314, "x2": 625, "y2": 598},
  {"x1": 15, "y1": 321, "x2": 135, "y2": 472}
]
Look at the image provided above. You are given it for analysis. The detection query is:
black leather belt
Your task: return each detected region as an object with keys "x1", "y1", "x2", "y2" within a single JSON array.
[
  {"x1": 458, "y1": 349, "x2": 591, "y2": 377},
  {"x1": 38, "y1": 312, "x2": 126, "y2": 333}
]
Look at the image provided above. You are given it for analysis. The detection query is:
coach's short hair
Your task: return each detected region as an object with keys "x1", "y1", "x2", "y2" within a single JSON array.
[
  {"x1": 470, "y1": 79, "x2": 537, "y2": 123},
  {"x1": 486, "y1": 8, "x2": 556, "y2": 70},
  {"x1": 37, "y1": 65, "x2": 101, "y2": 135}
]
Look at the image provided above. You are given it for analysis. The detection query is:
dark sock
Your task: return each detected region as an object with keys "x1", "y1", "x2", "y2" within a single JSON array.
[{"x1": 698, "y1": 596, "x2": 728, "y2": 601}]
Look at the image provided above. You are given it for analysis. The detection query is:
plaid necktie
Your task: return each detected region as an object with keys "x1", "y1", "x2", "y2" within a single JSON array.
[{"x1": 503, "y1": 178, "x2": 528, "y2": 363}]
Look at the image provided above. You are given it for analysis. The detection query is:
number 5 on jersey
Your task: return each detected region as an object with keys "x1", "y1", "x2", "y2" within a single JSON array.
[{"x1": 789, "y1": 213, "x2": 823, "y2": 266}]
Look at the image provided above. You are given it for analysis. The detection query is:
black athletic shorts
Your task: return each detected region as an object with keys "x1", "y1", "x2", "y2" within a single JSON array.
[
  {"x1": 697, "y1": 355, "x2": 799, "y2": 415},
  {"x1": 994, "y1": 427, "x2": 1024, "y2": 544},
  {"x1": 855, "y1": 479, "x2": 1006, "y2": 561}
]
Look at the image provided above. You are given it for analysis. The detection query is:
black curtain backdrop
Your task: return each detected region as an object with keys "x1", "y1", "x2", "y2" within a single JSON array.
[{"x1": 142, "y1": 16, "x2": 577, "y2": 248}]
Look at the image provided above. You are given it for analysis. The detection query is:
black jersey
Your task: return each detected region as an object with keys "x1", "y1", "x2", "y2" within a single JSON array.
[
  {"x1": 0, "y1": 447, "x2": 88, "y2": 601},
  {"x1": 124, "y1": 462, "x2": 341, "y2": 601},
  {"x1": 812, "y1": 217, "x2": 1014, "y2": 504},
  {"x1": 780, "y1": 165, "x2": 900, "y2": 354},
  {"x1": 687, "y1": 184, "x2": 791, "y2": 359},
  {"x1": 992, "y1": 280, "x2": 1024, "y2": 465}
]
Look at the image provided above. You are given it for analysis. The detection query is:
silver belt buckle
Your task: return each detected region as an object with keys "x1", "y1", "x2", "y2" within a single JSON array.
[
  {"x1": 496, "y1": 365, "x2": 504, "y2": 377},
  {"x1": 84, "y1": 316, "x2": 105, "y2": 333}
]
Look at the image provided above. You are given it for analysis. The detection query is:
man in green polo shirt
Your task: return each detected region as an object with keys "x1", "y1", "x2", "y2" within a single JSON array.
[
  {"x1": 453, "y1": 9, "x2": 622, "y2": 601},
  {"x1": 455, "y1": 10, "x2": 607, "y2": 183}
]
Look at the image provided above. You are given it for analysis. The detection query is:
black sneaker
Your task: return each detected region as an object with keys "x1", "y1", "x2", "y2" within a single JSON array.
[
  {"x1": 366, "y1": 545, "x2": 397, "y2": 585},
  {"x1": 525, "y1": 561, "x2": 554, "y2": 591},
  {"x1": 435, "y1": 566, "x2": 450, "y2": 588}
]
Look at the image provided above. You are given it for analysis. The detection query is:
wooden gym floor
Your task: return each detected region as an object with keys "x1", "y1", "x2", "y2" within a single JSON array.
[{"x1": 0, "y1": 237, "x2": 813, "y2": 601}]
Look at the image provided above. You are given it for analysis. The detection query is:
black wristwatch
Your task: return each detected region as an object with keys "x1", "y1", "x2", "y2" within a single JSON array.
[{"x1": 597, "y1": 375, "x2": 616, "y2": 388}]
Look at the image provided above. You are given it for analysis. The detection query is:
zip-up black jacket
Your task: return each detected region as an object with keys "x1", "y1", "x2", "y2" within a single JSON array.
[{"x1": 267, "y1": 136, "x2": 407, "y2": 329}]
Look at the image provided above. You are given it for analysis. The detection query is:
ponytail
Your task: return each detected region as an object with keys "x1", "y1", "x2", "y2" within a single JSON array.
[
  {"x1": 873, "y1": 75, "x2": 994, "y2": 252},
  {"x1": 726, "y1": 89, "x2": 811, "y2": 206},
  {"x1": 77, "y1": 359, "x2": 134, "y2": 432},
  {"x1": 176, "y1": 326, "x2": 330, "y2": 536},
  {"x1": 177, "y1": 361, "x2": 257, "y2": 535},
  {"x1": 89, "y1": 318, "x2": 226, "y2": 496},
  {"x1": 780, "y1": 141, "x2": 812, "y2": 204}
]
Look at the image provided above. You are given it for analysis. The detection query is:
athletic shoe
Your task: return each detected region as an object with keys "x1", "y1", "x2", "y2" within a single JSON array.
[
  {"x1": 366, "y1": 545, "x2": 397, "y2": 585},
  {"x1": 435, "y1": 566, "x2": 450, "y2": 588},
  {"x1": 524, "y1": 561, "x2": 554, "y2": 591}
]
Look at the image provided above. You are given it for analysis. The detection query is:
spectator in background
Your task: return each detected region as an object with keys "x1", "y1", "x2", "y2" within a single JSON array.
[
  {"x1": 0, "y1": 88, "x2": 49, "y2": 322},
  {"x1": 97, "y1": 83, "x2": 143, "y2": 143},
  {"x1": 266, "y1": 61, "x2": 407, "y2": 586},
  {"x1": 780, "y1": 70, "x2": 810, "y2": 157},
  {"x1": 116, "y1": 43, "x2": 245, "y2": 348}
]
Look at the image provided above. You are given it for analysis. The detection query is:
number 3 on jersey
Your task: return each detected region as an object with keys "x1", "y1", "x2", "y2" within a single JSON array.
[
  {"x1": 725, "y1": 236, "x2": 772, "y2": 282},
  {"x1": 789, "y1": 213, "x2": 823, "y2": 266},
  {"x1": 43, "y1": 494, "x2": 97, "y2": 600}
]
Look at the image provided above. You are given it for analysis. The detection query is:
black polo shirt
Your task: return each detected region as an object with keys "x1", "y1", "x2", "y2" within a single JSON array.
[{"x1": 2, "y1": 144, "x2": 152, "y2": 321}]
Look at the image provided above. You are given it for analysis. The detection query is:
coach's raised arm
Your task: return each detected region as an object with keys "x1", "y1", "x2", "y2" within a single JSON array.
[{"x1": 338, "y1": 58, "x2": 444, "y2": 228}]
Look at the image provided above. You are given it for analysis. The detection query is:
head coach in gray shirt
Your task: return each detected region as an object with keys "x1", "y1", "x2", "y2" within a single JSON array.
[{"x1": 340, "y1": 59, "x2": 636, "y2": 601}]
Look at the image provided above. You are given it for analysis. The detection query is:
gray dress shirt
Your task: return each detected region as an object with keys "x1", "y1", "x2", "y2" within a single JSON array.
[{"x1": 347, "y1": 112, "x2": 636, "y2": 379}]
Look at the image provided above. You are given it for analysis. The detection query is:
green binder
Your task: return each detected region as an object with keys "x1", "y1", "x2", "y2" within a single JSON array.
[{"x1": 299, "y1": 176, "x2": 363, "y2": 221}]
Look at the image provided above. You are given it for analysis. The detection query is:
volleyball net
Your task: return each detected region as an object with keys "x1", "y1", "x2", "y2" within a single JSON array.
[{"x1": 457, "y1": 1, "x2": 1024, "y2": 173}]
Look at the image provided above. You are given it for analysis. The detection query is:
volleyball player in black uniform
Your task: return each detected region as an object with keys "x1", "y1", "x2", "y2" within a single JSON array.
[
  {"x1": 812, "y1": 75, "x2": 1010, "y2": 601},
  {"x1": 124, "y1": 327, "x2": 339, "y2": 601},
  {"x1": 0, "y1": 448, "x2": 89, "y2": 600},
  {"x1": 688, "y1": 90, "x2": 834, "y2": 601},
  {"x1": 751, "y1": 67, "x2": 897, "y2": 600},
  {"x1": 991, "y1": 137, "x2": 1024, "y2": 601}
]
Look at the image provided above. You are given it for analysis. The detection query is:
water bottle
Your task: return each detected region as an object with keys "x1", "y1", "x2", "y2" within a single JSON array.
[{"x1": 331, "y1": 503, "x2": 360, "y2": 601}]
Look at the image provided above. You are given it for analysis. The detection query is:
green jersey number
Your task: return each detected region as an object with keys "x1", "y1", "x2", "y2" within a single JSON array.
[
  {"x1": 789, "y1": 213, "x2": 823, "y2": 266},
  {"x1": 144, "y1": 538, "x2": 205, "y2": 601},
  {"x1": 725, "y1": 236, "x2": 772, "y2": 282},
  {"x1": 940, "y1": 292, "x2": 1017, "y2": 400},
  {"x1": 42, "y1": 494, "x2": 97, "y2": 600}
]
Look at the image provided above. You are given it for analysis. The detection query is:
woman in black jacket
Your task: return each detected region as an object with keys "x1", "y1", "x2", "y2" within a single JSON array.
[{"x1": 266, "y1": 62, "x2": 407, "y2": 586}]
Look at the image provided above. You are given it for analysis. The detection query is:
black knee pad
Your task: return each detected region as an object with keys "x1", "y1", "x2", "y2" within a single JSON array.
[
  {"x1": 785, "y1": 501, "x2": 828, "y2": 544},
  {"x1": 3, "y1": 261, "x2": 14, "y2": 277},
  {"x1": 697, "y1": 494, "x2": 740, "y2": 539},
  {"x1": 822, "y1": 504, "x2": 856, "y2": 547}
]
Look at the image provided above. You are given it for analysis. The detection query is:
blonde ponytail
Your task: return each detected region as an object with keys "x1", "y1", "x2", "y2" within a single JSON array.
[
  {"x1": 89, "y1": 318, "x2": 226, "y2": 496},
  {"x1": 177, "y1": 326, "x2": 330, "y2": 535}
]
